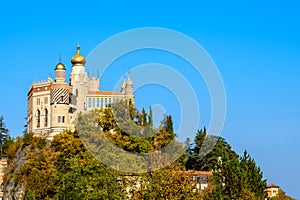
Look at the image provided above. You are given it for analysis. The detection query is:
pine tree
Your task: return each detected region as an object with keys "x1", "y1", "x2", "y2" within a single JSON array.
[
  {"x1": 166, "y1": 115, "x2": 174, "y2": 135},
  {"x1": 0, "y1": 115, "x2": 9, "y2": 158},
  {"x1": 0, "y1": 115, "x2": 9, "y2": 146},
  {"x1": 148, "y1": 106, "x2": 153, "y2": 127}
]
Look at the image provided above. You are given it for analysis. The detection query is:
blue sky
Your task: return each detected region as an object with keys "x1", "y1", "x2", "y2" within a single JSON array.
[{"x1": 0, "y1": 0, "x2": 299, "y2": 198}]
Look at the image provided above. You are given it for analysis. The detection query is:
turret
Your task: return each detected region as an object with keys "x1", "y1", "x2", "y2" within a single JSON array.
[
  {"x1": 125, "y1": 74, "x2": 133, "y2": 95},
  {"x1": 55, "y1": 62, "x2": 66, "y2": 83}
]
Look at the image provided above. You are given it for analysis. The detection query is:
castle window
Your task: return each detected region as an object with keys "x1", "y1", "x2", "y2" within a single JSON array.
[
  {"x1": 88, "y1": 97, "x2": 92, "y2": 108},
  {"x1": 96, "y1": 98, "x2": 100, "y2": 108},
  {"x1": 37, "y1": 98, "x2": 40, "y2": 105},
  {"x1": 91, "y1": 98, "x2": 95, "y2": 108},
  {"x1": 44, "y1": 109, "x2": 48, "y2": 127},
  {"x1": 76, "y1": 89, "x2": 78, "y2": 97},
  {"x1": 58, "y1": 116, "x2": 65, "y2": 123},
  {"x1": 104, "y1": 98, "x2": 107, "y2": 107},
  {"x1": 57, "y1": 116, "x2": 65, "y2": 123},
  {"x1": 36, "y1": 110, "x2": 40, "y2": 128},
  {"x1": 44, "y1": 97, "x2": 48, "y2": 104}
]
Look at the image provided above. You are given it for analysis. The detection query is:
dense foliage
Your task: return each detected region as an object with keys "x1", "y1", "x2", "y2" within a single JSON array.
[
  {"x1": 185, "y1": 128, "x2": 267, "y2": 199},
  {"x1": 0, "y1": 104, "x2": 290, "y2": 199},
  {"x1": 4, "y1": 131, "x2": 122, "y2": 199}
]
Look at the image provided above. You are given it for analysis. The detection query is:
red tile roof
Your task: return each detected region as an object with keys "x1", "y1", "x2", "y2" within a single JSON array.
[
  {"x1": 88, "y1": 91, "x2": 122, "y2": 95},
  {"x1": 185, "y1": 170, "x2": 213, "y2": 176},
  {"x1": 266, "y1": 183, "x2": 279, "y2": 188}
]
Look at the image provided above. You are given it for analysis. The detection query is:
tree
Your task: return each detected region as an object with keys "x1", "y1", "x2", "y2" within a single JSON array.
[
  {"x1": 125, "y1": 164, "x2": 201, "y2": 200},
  {"x1": 148, "y1": 106, "x2": 153, "y2": 127},
  {"x1": 25, "y1": 190, "x2": 36, "y2": 200},
  {"x1": 239, "y1": 150, "x2": 266, "y2": 199},
  {"x1": 186, "y1": 128, "x2": 237, "y2": 171},
  {"x1": 13, "y1": 131, "x2": 123, "y2": 199},
  {"x1": 272, "y1": 189, "x2": 295, "y2": 200},
  {"x1": 205, "y1": 151, "x2": 266, "y2": 200},
  {"x1": 54, "y1": 151, "x2": 122, "y2": 200},
  {"x1": 0, "y1": 115, "x2": 9, "y2": 158}
]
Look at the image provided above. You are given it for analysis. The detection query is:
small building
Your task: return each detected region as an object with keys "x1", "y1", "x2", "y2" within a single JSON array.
[
  {"x1": 187, "y1": 170, "x2": 213, "y2": 192},
  {"x1": 265, "y1": 183, "x2": 279, "y2": 198}
]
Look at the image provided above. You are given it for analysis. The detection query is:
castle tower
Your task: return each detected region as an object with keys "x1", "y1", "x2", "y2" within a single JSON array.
[
  {"x1": 69, "y1": 45, "x2": 89, "y2": 115},
  {"x1": 50, "y1": 61, "x2": 72, "y2": 137},
  {"x1": 125, "y1": 74, "x2": 134, "y2": 104},
  {"x1": 27, "y1": 60, "x2": 72, "y2": 138},
  {"x1": 55, "y1": 60, "x2": 66, "y2": 83},
  {"x1": 125, "y1": 74, "x2": 133, "y2": 95}
]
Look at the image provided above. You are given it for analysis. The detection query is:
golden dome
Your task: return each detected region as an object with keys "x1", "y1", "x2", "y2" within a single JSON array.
[
  {"x1": 71, "y1": 45, "x2": 86, "y2": 65},
  {"x1": 55, "y1": 63, "x2": 65, "y2": 70}
]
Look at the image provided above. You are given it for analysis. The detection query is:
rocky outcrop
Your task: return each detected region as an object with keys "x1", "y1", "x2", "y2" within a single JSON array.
[{"x1": 3, "y1": 146, "x2": 30, "y2": 200}]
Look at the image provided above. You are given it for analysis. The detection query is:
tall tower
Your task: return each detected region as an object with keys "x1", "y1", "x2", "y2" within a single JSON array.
[
  {"x1": 69, "y1": 45, "x2": 89, "y2": 115},
  {"x1": 125, "y1": 74, "x2": 133, "y2": 95},
  {"x1": 50, "y1": 62, "x2": 72, "y2": 137},
  {"x1": 125, "y1": 74, "x2": 134, "y2": 104}
]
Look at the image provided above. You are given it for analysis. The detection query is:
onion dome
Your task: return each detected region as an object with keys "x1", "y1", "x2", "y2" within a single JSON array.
[
  {"x1": 55, "y1": 63, "x2": 65, "y2": 70},
  {"x1": 71, "y1": 45, "x2": 86, "y2": 65}
]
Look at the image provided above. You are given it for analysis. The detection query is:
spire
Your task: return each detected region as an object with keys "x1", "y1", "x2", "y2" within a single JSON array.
[
  {"x1": 55, "y1": 54, "x2": 65, "y2": 70},
  {"x1": 76, "y1": 44, "x2": 80, "y2": 54},
  {"x1": 59, "y1": 53, "x2": 62, "y2": 63},
  {"x1": 71, "y1": 44, "x2": 86, "y2": 66}
]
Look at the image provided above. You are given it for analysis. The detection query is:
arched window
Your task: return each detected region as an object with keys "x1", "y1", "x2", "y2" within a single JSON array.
[
  {"x1": 36, "y1": 110, "x2": 40, "y2": 128},
  {"x1": 44, "y1": 109, "x2": 48, "y2": 127}
]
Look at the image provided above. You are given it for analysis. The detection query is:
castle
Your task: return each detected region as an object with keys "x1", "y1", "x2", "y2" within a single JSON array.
[{"x1": 27, "y1": 45, "x2": 134, "y2": 138}]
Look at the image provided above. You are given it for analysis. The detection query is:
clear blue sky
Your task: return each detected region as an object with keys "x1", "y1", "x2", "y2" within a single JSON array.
[{"x1": 0, "y1": 0, "x2": 299, "y2": 198}]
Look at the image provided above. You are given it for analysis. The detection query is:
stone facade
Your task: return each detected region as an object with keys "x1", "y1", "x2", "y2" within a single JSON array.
[{"x1": 27, "y1": 45, "x2": 134, "y2": 139}]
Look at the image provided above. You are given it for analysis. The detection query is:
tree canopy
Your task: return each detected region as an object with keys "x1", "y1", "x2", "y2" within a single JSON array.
[{"x1": 1, "y1": 103, "x2": 287, "y2": 199}]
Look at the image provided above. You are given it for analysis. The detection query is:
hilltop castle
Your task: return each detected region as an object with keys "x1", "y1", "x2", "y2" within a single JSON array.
[{"x1": 27, "y1": 45, "x2": 134, "y2": 138}]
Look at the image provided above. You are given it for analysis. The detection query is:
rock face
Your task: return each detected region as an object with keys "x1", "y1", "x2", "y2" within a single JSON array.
[{"x1": 3, "y1": 146, "x2": 30, "y2": 200}]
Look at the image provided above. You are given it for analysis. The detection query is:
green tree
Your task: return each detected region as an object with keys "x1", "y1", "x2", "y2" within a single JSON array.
[
  {"x1": 239, "y1": 150, "x2": 266, "y2": 199},
  {"x1": 148, "y1": 106, "x2": 153, "y2": 127},
  {"x1": 272, "y1": 189, "x2": 295, "y2": 200},
  {"x1": 25, "y1": 189, "x2": 36, "y2": 200},
  {"x1": 206, "y1": 151, "x2": 266, "y2": 200},
  {"x1": 54, "y1": 152, "x2": 122, "y2": 200},
  {"x1": 126, "y1": 164, "x2": 201, "y2": 200},
  {"x1": 2, "y1": 136, "x2": 16, "y2": 159},
  {"x1": 0, "y1": 115, "x2": 9, "y2": 158},
  {"x1": 186, "y1": 128, "x2": 237, "y2": 171}
]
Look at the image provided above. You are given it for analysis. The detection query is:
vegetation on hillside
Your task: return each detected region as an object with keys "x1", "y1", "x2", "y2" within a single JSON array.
[{"x1": 0, "y1": 103, "x2": 294, "y2": 199}]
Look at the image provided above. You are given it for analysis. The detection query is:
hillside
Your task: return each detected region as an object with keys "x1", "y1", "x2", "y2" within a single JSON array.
[{"x1": 0, "y1": 103, "x2": 293, "y2": 199}]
